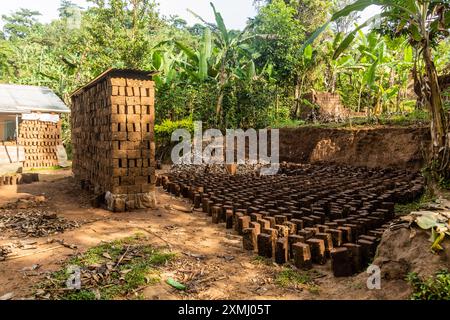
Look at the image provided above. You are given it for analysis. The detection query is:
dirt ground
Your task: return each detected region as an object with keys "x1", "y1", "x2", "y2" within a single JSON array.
[{"x1": 0, "y1": 169, "x2": 420, "y2": 300}]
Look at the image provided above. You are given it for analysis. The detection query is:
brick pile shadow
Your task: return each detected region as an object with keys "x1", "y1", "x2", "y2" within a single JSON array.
[{"x1": 158, "y1": 163, "x2": 424, "y2": 277}]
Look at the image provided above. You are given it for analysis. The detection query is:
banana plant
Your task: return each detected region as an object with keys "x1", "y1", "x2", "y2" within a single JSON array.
[
  {"x1": 150, "y1": 47, "x2": 186, "y2": 86},
  {"x1": 174, "y1": 28, "x2": 213, "y2": 82},
  {"x1": 179, "y1": 2, "x2": 259, "y2": 125}
]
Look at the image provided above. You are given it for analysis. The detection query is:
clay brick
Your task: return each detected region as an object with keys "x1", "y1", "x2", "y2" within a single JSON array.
[
  {"x1": 343, "y1": 243, "x2": 362, "y2": 273},
  {"x1": 328, "y1": 229, "x2": 343, "y2": 247},
  {"x1": 275, "y1": 238, "x2": 288, "y2": 264},
  {"x1": 315, "y1": 232, "x2": 334, "y2": 257},
  {"x1": 292, "y1": 243, "x2": 312, "y2": 270},
  {"x1": 306, "y1": 238, "x2": 326, "y2": 265},
  {"x1": 331, "y1": 248, "x2": 353, "y2": 277},
  {"x1": 257, "y1": 233, "x2": 273, "y2": 258},
  {"x1": 288, "y1": 234, "x2": 305, "y2": 259},
  {"x1": 237, "y1": 215, "x2": 251, "y2": 235},
  {"x1": 243, "y1": 228, "x2": 257, "y2": 251}
]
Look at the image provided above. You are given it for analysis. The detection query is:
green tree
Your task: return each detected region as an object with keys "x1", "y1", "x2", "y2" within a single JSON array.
[{"x1": 2, "y1": 8, "x2": 42, "y2": 39}]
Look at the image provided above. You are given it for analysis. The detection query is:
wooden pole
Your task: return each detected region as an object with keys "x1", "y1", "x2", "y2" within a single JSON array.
[{"x1": 15, "y1": 114, "x2": 19, "y2": 163}]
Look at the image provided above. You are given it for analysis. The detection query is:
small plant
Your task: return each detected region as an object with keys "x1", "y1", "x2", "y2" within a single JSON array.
[
  {"x1": 251, "y1": 255, "x2": 272, "y2": 266},
  {"x1": 407, "y1": 269, "x2": 450, "y2": 300},
  {"x1": 438, "y1": 177, "x2": 450, "y2": 190},
  {"x1": 275, "y1": 268, "x2": 312, "y2": 287},
  {"x1": 395, "y1": 193, "x2": 436, "y2": 216},
  {"x1": 36, "y1": 234, "x2": 175, "y2": 300},
  {"x1": 27, "y1": 166, "x2": 65, "y2": 172},
  {"x1": 405, "y1": 211, "x2": 450, "y2": 252}
]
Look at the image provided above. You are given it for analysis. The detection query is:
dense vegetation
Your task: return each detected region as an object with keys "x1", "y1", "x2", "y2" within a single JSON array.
[{"x1": 0, "y1": 0, "x2": 449, "y2": 179}]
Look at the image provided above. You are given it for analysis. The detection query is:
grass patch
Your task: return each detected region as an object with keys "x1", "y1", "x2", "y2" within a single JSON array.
[
  {"x1": 251, "y1": 255, "x2": 273, "y2": 265},
  {"x1": 395, "y1": 193, "x2": 436, "y2": 216},
  {"x1": 36, "y1": 234, "x2": 174, "y2": 300},
  {"x1": 407, "y1": 269, "x2": 450, "y2": 300},
  {"x1": 26, "y1": 166, "x2": 67, "y2": 172},
  {"x1": 277, "y1": 110, "x2": 430, "y2": 130},
  {"x1": 275, "y1": 268, "x2": 312, "y2": 287}
]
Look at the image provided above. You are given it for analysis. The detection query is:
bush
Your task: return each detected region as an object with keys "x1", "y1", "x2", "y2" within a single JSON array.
[
  {"x1": 154, "y1": 117, "x2": 194, "y2": 161},
  {"x1": 407, "y1": 269, "x2": 450, "y2": 300}
]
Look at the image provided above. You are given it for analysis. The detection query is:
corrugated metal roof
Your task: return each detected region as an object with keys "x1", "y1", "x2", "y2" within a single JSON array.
[{"x1": 0, "y1": 84, "x2": 70, "y2": 114}]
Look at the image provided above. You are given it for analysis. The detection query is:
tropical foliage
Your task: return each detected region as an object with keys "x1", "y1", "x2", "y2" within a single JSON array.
[{"x1": 0, "y1": 0, "x2": 449, "y2": 180}]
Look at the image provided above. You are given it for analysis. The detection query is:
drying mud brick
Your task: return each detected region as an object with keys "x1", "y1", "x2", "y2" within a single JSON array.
[
  {"x1": 275, "y1": 238, "x2": 288, "y2": 264},
  {"x1": 250, "y1": 221, "x2": 261, "y2": 235},
  {"x1": 256, "y1": 218, "x2": 270, "y2": 231},
  {"x1": 357, "y1": 239, "x2": 376, "y2": 267},
  {"x1": 288, "y1": 235, "x2": 305, "y2": 259},
  {"x1": 292, "y1": 242, "x2": 312, "y2": 270},
  {"x1": 274, "y1": 224, "x2": 289, "y2": 238},
  {"x1": 328, "y1": 229, "x2": 343, "y2": 247},
  {"x1": 307, "y1": 238, "x2": 326, "y2": 265},
  {"x1": 211, "y1": 206, "x2": 222, "y2": 224},
  {"x1": 315, "y1": 232, "x2": 333, "y2": 257},
  {"x1": 257, "y1": 233, "x2": 273, "y2": 258},
  {"x1": 162, "y1": 162, "x2": 425, "y2": 277},
  {"x1": 337, "y1": 226, "x2": 352, "y2": 243},
  {"x1": 71, "y1": 69, "x2": 156, "y2": 212},
  {"x1": 331, "y1": 248, "x2": 353, "y2": 277},
  {"x1": 18, "y1": 120, "x2": 63, "y2": 168},
  {"x1": 343, "y1": 243, "x2": 363, "y2": 273},
  {"x1": 225, "y1": 209, "x2": 234, "y2": 229}
]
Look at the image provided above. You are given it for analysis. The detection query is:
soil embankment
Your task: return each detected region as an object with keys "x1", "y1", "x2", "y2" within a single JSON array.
[{"x1": 278, "y1": 126, "x2": 430, "y2": 170}]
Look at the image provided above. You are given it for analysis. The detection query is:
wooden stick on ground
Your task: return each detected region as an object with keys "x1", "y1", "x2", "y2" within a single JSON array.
[{"x1": 5, "y1": 245, "x2": 63, "y2": 261}]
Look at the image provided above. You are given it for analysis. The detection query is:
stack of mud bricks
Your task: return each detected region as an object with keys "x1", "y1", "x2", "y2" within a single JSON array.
[
  {"x1": 71, "y1": 69, "x2": 156, "y2": 212},
  {"x1": 18, "y1": 120, "x2": 61, "y2": 168},
  {"x1": 160, "y1": 163, "x2": 425, "y2": 277}
]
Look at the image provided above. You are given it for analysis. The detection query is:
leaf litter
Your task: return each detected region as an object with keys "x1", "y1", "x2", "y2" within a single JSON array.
[{"x1": 34, "y1": 234, "x2": 174, "y2": 300}]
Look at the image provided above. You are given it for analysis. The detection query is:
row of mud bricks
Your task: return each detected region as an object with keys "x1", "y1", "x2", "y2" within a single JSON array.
[
  {"x1": 0, "y1": 173, "x2": 39, "y2": 186},
  {"x1": 19, "y1": 120, "x2": 62, "y2": 168},
  {"x1": 158, "y1": 163, "x2": 424, "y2": 277}
]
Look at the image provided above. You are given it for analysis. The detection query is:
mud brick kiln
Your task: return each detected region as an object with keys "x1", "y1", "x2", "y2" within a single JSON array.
[{"x1": 70, "y1": 69, "x2": 157, "y2": 212}]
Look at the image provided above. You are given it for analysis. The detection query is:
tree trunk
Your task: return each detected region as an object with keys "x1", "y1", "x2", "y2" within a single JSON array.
[
  {"x1": 216, "y1": 58, "x2": 226, "y2": 126},
  {"x1": 422, "y1": 44, "x2": 449, "y2": 179}
]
